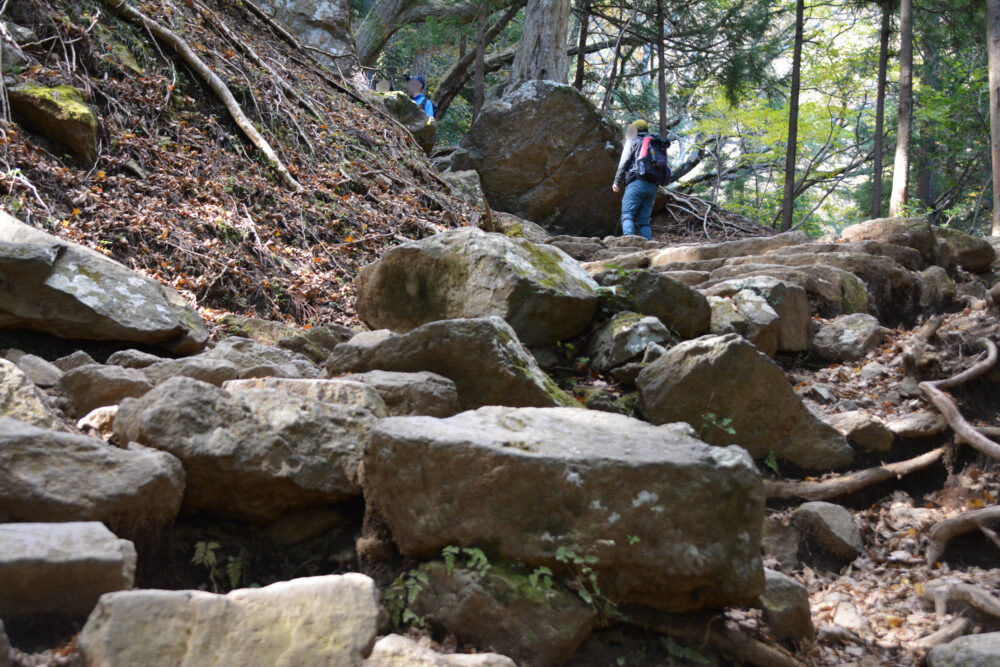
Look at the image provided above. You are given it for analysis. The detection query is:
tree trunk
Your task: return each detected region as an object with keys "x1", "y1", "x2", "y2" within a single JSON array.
[
  {"x1": 656, "y1": 0, "x2": 667, "y2": 133},
  {"x1": 780, "y1": 0, "x2": 804, "y2": 232},
  {"x1": 473, "y1": 9, "x2": 487, "y2": 120},
  {"x1": 573, "y1": 0, "x2": 590, "y2": 89},
  {"x1": 889, "y1": 0, "x2": 914, "y2": 217},
  {"x1": 989, "y1": 0, "x2": 1000, "y2": 235},
  {"x1": 872, "y1": 0, "x2": 891, "y2": 219},
  {"x1": 433, "y1": 3, "x2": 523, "y2": 119},
  {"x1": 916, "y1": 25, "x2": 939, "y2": 219},
  {"x1": 508, "y1": 0, "x2": 571, "y2": 89}
]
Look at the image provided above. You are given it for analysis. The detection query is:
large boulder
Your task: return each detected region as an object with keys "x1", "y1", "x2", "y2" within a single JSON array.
[
  {"x1": 365, "y1": 406, "x2": 765, "y2": 612},
  {"x1": 78, "y1": 574, "x2": 378, "y2": 667},
  {"x1": 933, "y1": 226, "x2": 996, "y2": 272},
  {"x1": 637, "y1": 334, "x2": 853, "y2": 470},
  {"x1": 257, "y1": 0, "x2": 356, "y2": 71},
  {"x1": 355, "y1": 228, "x2": 598, "y2": 346},
  {"x1": 325, "y1": 318, "x2": 577, "y2": 409},
  {"x1": 381, "y1": 91, "x2": 437, "y2": 154},
  {"x1": 840, "y1": 217, "x2": 936, "y2": 264},
  {"x1": 593, "y1": 268, "x2": 710, "y2": 339},
  {"x1": 0, "y1": 212, "x2": 208, "y2": 353},
  {"x1": 0, "y1": 418, "x2": 183, "y2": 528},
  {"x1": 114, "y1": 377, "x2": 377, "y2": 522},
  {"x1": 812, "y1": 313, "x2": 884, "y2": 362},
  {"x1": 453, "y1": 81, "x2": 622, "y2": 237},
  {"x1": 8, "y1": 84, "x2": 97, "y2": 161},
  {"x1": 0, "y1": 358, "x2": 62, "y2": 428},
  {"x1": 0, "y1": 522, "x2": 135, "y2": 618}
]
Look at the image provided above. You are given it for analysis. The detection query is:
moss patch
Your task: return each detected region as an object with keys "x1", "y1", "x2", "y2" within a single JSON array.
[{"x1": 8, "y1": 84, "x2": 98, "y2": 161}]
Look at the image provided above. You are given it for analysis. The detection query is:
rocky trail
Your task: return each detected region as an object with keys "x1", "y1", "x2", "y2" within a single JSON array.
[{"x1": 2, "y1": 1, "x2": 1000, "y2": 666}]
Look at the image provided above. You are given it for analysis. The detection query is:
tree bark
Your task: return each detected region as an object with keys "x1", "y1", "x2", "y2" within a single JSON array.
[
  {"x1": 916, "y1": 16, "x2": 939, "y2": 219},
  {"x1": 988, "y1": 0, "x2": 1000, "y2": 235},
  {"x1": 780, "y1": 0, "x2": 804, "y2": 232},
  {"x1": 508, "y1": 0, "x2": 572, "y2": 90},
  {"x1": 573, "y1": 0, "x2": 590, "y2": 90},
  {"x1": 872, "y1": 0, "x2": 891, "y2": 219},
  {"x1": 656, "y1": 0, "x2": 667, "y2": 133},
  {"x1": 889, "y1": 0, "x2": 914, "y2": 217},
  {"x1": 472, "y1": 9, "x2": 487, "y2": 120}
]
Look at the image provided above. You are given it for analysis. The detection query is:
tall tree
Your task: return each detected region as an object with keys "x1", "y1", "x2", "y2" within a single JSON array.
[
  {"x1": 871, "y1": 0, "x2": 892, "y2": 219},
  {"x1": 508, "y1": 0, "x2": 572, "y2": 89},
  {"x1": 656, "y1": 0, "x2": 667, "y2": 132},
  {"x1": 915, "y1": 18, "x2": 939, "y2": 219},
  {"x1": 989, "y1": 0, "x2": 1000, "y2": 235},
  {"x1": 889, "y1": 0, "x2": 913, "y2": 217},
  {"x1": 473, "y1": 8, "x2": 487, "y2": 119},
  {"x1": 780, "y1": 0, "x2": 805, "y2": 231},
  {"x1": 573, "y1": 0, "x2": 591, "y2": 89}
]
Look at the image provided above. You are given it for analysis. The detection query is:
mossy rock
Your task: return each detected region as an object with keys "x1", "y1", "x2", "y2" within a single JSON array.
[{"x1": 9, "y1": 84, "x2": 98, "y2": 161}]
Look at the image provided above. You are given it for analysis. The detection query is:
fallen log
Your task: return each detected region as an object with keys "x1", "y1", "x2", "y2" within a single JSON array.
[{"x1": 765, "y1": 447, "x2": 946, "y2": 501}]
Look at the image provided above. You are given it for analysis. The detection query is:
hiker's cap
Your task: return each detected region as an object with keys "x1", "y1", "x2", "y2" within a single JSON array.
[
  {"x1": 407, "y1": 75, "x2": 427, "y2": 90},
  {"x1": 630, "y1": 119, "x2": 649, "y2": 132}
]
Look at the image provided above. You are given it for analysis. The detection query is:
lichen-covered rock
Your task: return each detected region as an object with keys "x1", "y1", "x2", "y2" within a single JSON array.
[
  {"x1": 345, "y1": 370, "x2": 460, "y2": 417},
  {"x1": 58, "y1": 364, "x2": 153, "y2": 416},
  {"x1": 114, "y1": 377, "x2": 377, "y2": 522},
  {"x1": 927, "y1": 632, "x2": 1000, "y2": 667},
  {"x1": 0, "y1": 418, "x2": 184, "y2": 528},
  {"x1": 826, "y1": 410, "x2": 893, "y2": 453},
  {"x1": 840, "y1": 217, "x2": 936, "y2": 264},
  {"x1": 932, "y1": 226, "x2": 996, "y2": 273},
  {"x1": 366, "y1": 634, "x2": 517, "y2": 667},
  {"x1": 410, "y1": 562, "x2": 594, "y2": 667},
  {"x1": 78, "y1": 574, "x2": 378, "y2": 667},
  {"x1": 0, "y1": 522, "x2": 135, "y2": 618},
  {"x1": 452, "y1": 80, "x2": 622, "y2": 237},
  {"x1": 222, "y1": 376, "x2": 388, "y2": 417},
  {"x1": 381, "y1": 91, "x2": 437, "y2": 154},
  {"x1": 708, "y1": 295, "x2": 747, "y2": 335},
  {"x1": 917, "y1": 265, "x2": 956, "y2": 314},
  {"x1": 0, "y1": 358, "x2": 62, "y2": 428},
  {"x1": 792, "y1": 501, "x2": 863, "y2": 561},
  {"x1": 703, "y1": 276, "x2": 812, "y2": 352},
  {"x1": 592, "y1": 268, "x2": 710, "y2": 339},
  {"x1": 440, "y1": 169, "x2": 485, "y2": 207},
  {"x1": 588, "y1": 312, "x2": 672, "y2": 371},
  {"x1": 637, "y1": 334, "x2": 853, "y2": 470},
  {"x1": 812, "y1": 313, "x2": 884, "y2": 362},
  {"x1": 325, "y1": 318, "x2": 576, "y2": 409},
  {"x1": 8, "y1": 84, "x2": 97, "y2": 161},
  {"x1": 355, "y1": 228, "x2": 597, "y2": 347},
  {"x1": 0, "y1": 212, "x2": 208, "y2": 353},
  {"x1": 759, "y1": 568, "x2": 814, "y2": 641},
  {"x1": 365, "y1": 406, "x2": 765, "y2": 612}
]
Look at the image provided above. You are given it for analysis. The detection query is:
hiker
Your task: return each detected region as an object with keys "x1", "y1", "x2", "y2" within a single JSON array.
[
  {"x1": 406, "y1": 75, "x2": 435, "y2": 119},
  {"x1": 612, "y1": 119, "x2": 671, "y2": 240}
]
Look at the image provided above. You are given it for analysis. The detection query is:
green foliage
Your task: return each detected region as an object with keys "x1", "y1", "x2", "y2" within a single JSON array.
[
  {"x1": 661, "y1": 636, "x2": 711, "y2": 664},
  {"x1": 555, "y1": 546, "x2": 602, "y2": 607},
  {"x1": 384, "y1": 567, "x2": 430, "y2": 629},
  {"x1": 699, "y1": 412, "x2": 736, "y2": 439},
  {"x1": 763, "y1": 451, "x2": 780, "y2": 476},
  {"x1": 528, "y1": 565, "x2": 554, "y2": 591},
  {"x1": 191, "y1": 541, "x2": 254, "y2": 593}
]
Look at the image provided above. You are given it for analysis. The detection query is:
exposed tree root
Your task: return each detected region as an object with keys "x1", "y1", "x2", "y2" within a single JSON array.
[
  {"x1": 926, "y1": 506, "x2": 1000, "y2": 566},
  {"x1": 104, "y1": 0, "x2": 304, "y2": 192},
  {"x1": 925, "y1": 578, "x2": 1000, "y2": 619},
  {"x1": 765, "y1": 447, "x2": 947, "y2": 501},
  {"x1": 915, "y1": 617, "x2": 970, "y2": 649},
  {"x1": 919, "y1": 339, "x2": 1000, "y2": 460}
]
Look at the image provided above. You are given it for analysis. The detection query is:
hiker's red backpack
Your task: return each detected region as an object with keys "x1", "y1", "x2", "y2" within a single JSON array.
[{"x1": 636, "y1": 133, "x2": 671, "y2": 185}]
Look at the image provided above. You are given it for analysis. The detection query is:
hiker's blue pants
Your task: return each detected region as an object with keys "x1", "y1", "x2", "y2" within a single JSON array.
[{"x1": 621, "y1": 178, "x2": 657, "y2": 240}]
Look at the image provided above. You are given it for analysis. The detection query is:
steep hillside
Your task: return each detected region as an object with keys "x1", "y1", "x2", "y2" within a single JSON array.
[{"x1": 0, "y1": 0, "x2": 470, "y2": 327}]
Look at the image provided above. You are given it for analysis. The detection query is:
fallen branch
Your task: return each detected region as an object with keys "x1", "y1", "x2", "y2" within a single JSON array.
[
  {"x1": 104, "y1": 0, "x2": 303, "y2": 192},
  {"x1": 926, "y1": 507, "x2": 1000, "y2": 566},
  {"x1": 765, "y1": 447, "x2": 946, "y2": 501},
  {"x1": 919, "y1": 339, "x2": 1000, "y2": 461}
]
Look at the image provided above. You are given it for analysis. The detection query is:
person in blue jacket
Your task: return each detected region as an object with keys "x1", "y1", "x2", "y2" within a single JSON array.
[
  {"x1": 406, "y1": 75, "x2": 435, "y2": 119},
  {"x1": 612, "y1": 119, "x2": 656, "y2": 239}
]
